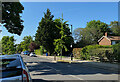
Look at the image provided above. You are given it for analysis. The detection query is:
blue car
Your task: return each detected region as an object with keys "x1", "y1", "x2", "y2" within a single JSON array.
[{"x1": 23, "y1": 51, "x2": 30, "y2": 56}]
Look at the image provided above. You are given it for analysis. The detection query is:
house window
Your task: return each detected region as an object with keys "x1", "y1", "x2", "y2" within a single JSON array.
[
  {"x1": 112, "y1": 41, "x2": 116, "y2": 45},
  {"x1": 116, "y1": 40, "x2": 120, "y2": 44}
]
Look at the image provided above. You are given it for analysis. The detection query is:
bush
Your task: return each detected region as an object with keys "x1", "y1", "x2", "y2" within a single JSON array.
[
  {"x1": 112, "y1": 43, "x2": 120, "y2": 62},
  {"x1": 34, "y1": 49, "x2": 41, "y2": 55},
  {"x1": 81, "y1": 45, "x2": 113, "y2": 61},
  {"x1": 40, "y1": 46, "x2": 43, "y2": 55},
  {"x1": 35, "y1": 46, "x2": 47, "y2": 55}
]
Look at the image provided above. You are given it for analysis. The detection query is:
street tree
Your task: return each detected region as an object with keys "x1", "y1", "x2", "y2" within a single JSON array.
[
  {"x1": 109, "y1": 21, "x2": 120, "y2": 36},
  {"x1": 54, "y1": 19, "x2": 73, "y2": 55},
  {"x1": 35, "y1": 9, "x2": 73, "y2": 55},
  {"x1": 20, "y1": 36, "x2": 33, "y2": 51},
  {"x1": 16, "y1": 44, "x2": 23, "y2": 54},
  {"x1": 2, "y1": 36, "x2": 16, "y2": 55},
  {"x1": 2, "y1": 2, "x2": 24, "y2": 35},
  {"x1": 35, "y1": 9, "x2": 58, "y2": 55},
  {"x1": 29, "y1": 42, "x2": 39, "y2": 52},
  {"x1": 53, "y1": 15, "x2": 69, "y2": 58}
]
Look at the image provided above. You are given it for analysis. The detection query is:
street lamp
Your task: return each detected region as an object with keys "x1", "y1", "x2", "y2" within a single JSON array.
[
  {"x1": 69, "y1": 24, "x2": 73, "y2": 61},
  {"x1": 66, "y1": 24, "x2": 73, "y2": 61}
]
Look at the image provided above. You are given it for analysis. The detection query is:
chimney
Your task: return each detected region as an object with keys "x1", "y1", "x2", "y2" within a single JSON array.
[{"x1": 105, "y1": 32, "x2": 107, "y2": 36}]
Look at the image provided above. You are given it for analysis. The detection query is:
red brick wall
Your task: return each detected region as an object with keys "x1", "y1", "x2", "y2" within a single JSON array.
[{"x1": 99, "y1": 37, "x2": 111, "y2": 45}]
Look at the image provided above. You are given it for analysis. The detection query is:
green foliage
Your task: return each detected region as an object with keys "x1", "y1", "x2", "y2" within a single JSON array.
[
  {"x1": 109, "y1": 21, "x2": 120, "y2": 36},
  {"x1": 40, "y1": 46, "x2": 44, "y2": 55},
  {"x1": 2, "y1": 2, "x2": 24, "y2": 35},
  {"x1": 34, "y1": 46, "x2": 46, "y2": 55},
  {"x1": 35, "y1": 9, "x2": 73, "y2": 55},
  {"x1": 2, "y1": 36, "x2": 16, "y2": 55},
  {"x1": 112, "y1": 43, "x2": 120, "y2": 62},
  {"x1": 35, "y1": 9, "x2": 57, "y2": 55},
  {"x1": 81, "y1": 45, "x2": 112, "y2": 60},
  {"x1": 74, "y1": 20, "x2": 110, "y2": 47},
  {"x1": 53, "y1": 15, "x2": 69, "y2": 55},
  {"x1": 18, "y1": 36, "x2": 33, "y2": 52},
  {"x1": 79, "y1": 44, "x2": 119, "y2": 62},
  {"x1": 34, "y1": 49, "x2": 41, "y2": 55},
  {"x1": 16, "y1": 44, "x2": 23, "y2": 53}
]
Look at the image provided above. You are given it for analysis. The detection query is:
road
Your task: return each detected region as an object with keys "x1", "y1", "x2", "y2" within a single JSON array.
[{"x1": 21, "y1": 55, "x2": 119, "y2": 82}]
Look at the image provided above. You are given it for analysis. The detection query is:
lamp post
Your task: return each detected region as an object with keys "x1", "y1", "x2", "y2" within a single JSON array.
[{"x1": 70, "y1": 25, "x2": 73, "y2": 61}]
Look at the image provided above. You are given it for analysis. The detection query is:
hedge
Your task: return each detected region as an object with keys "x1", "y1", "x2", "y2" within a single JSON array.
[
  {"x1": 80, "y1": 45, "x2": 112, "y2": 60},
  {"x1": 73, "y1": 44, "x2": 119, "y2": 62}
]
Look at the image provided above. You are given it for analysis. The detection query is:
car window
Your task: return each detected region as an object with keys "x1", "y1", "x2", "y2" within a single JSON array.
[
  {"x1": 0, "y1": 58, "x2": 22, "y2": 78},
  {"x1": 1, "y1": 58, "x2": 21, "y2": 68}
]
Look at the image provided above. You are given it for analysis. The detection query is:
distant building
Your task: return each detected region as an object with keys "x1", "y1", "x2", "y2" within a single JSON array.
[{"x1": 98, "y1": 32, "x2": 120, "y2": 45}]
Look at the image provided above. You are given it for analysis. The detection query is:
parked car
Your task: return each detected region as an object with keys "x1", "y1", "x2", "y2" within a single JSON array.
[
  {"x1": 30, "y1": 52, "x2": 36, "y2": 57},
  {"x1": 21, "y1": 51, "x2": 24, "y2": 55},
  {"x1": 0, "y1": 54, "x2": 32, "y2": 82},
  {"x1": 23, "y1": 51, "x2": 30, "y2": 56}
]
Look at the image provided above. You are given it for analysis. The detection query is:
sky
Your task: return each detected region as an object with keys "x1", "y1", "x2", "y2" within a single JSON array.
[{"x1": 2, "y1": 2, "x2": 118, "y2": 44}]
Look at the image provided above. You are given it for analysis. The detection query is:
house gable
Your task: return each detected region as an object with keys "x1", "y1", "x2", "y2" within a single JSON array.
[
  {"x1": 98, "y1": 36, "x2": 111, "y2": 42},
  {"x1": 99, "y1": 37, "x2": 111, "y2": 45}
]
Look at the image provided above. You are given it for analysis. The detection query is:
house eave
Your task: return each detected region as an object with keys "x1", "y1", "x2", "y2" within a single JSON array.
[{"x1": 98, "y1": 36, "x2": 111, "y2": 42}]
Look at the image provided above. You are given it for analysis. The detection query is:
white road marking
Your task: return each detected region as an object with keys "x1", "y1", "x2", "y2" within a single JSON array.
[
  {"x1": 46, "y1": 65, "x2": 85, "y2": 81},
  {"x1": 69, "y1": 75, "x2": 84, "y2": 80}
]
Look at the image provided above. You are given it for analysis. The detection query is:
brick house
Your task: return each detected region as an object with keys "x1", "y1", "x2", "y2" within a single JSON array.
[{"x1": 98, "y1": 32, "x2": 120, "y2": 45}]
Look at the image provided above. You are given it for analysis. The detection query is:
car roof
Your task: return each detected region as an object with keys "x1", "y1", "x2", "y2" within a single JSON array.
[{"x1": 0, "y1": 54, "x2": 21, "y2": 59}]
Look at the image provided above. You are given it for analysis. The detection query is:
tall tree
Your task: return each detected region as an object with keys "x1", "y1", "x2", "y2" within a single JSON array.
[
  {"x1": 73, "y1": 28, "x2": 82, "y2": 43},
  {"x1": 35, "y1": 9, "x2": 57, "y2": 55},
  {"x1": 2, "y1": 2, "x2": 24, "y2": 35},
  {"x1": 54, "y1": 16, "x2": 68, "y2": 55},
  {"x1": 109, "y1": 21, "x2": 120, "y2": 36},
  {"x1": 2, "y1": 36, "x2": 16, "y2": 55},
  {"x1": 74, "y1": 20, "x2": 110, "y2": 47},
  {"x1": 35, "y1": 9, "x2": 73, "y2": 55},
  {"x1": 54, "y1": 18, "x2": 73, "y2": 55}
]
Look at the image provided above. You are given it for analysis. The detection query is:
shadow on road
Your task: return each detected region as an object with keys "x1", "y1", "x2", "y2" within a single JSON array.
[
  {"x1": 27, "y1": 61, "x2": 118, "y2": 76},
  {"x1": 32, "y1": 79, "x2": 119, "y2": 82}
]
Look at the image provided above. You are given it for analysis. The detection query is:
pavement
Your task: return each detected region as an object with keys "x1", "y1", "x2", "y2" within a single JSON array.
[{"x1": 21, "y1": 55, "x2": 119, "y2": 82}]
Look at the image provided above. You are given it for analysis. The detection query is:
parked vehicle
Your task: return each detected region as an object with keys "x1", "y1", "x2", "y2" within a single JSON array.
[
  {"x1": 23, "y1": 51, "x2": 30, "y2": 56},
  {"x1": 21, "y1": 51, "x2": 24, "y2": 55},
  {"x1": 0, "y1": 54, "x2": 32, "y2": 82},
  {"x1": 30, "y1": 52, "x2": 36, "y2": 57}
]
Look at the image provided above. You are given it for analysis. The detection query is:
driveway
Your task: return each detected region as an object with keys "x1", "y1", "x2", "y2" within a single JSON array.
[{"x1": 21, "y1": 55, "x2": 119, "y2": 82}]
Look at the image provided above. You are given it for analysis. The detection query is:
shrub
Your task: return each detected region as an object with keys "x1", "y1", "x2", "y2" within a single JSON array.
[
  {"x1": 35, "y1": 46, "x2": 47, "y2": 55},
  {"x1": 40, "y1": 46, "x2": 43, "y2": 55},
  {"x1": 112, "y1": 43, "x2": 120, "y2": 62},
  {"x1": 81, "y1": 44, "x2": 113, "y2": 61},
  {"x1": 34, "y1": 49, "x2": 41, "y2": 55}
]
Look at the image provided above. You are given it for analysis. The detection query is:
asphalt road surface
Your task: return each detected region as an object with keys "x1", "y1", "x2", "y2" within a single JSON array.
[{"x1": 21, "y1": 55, "x2": 119, "y2": 82}]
